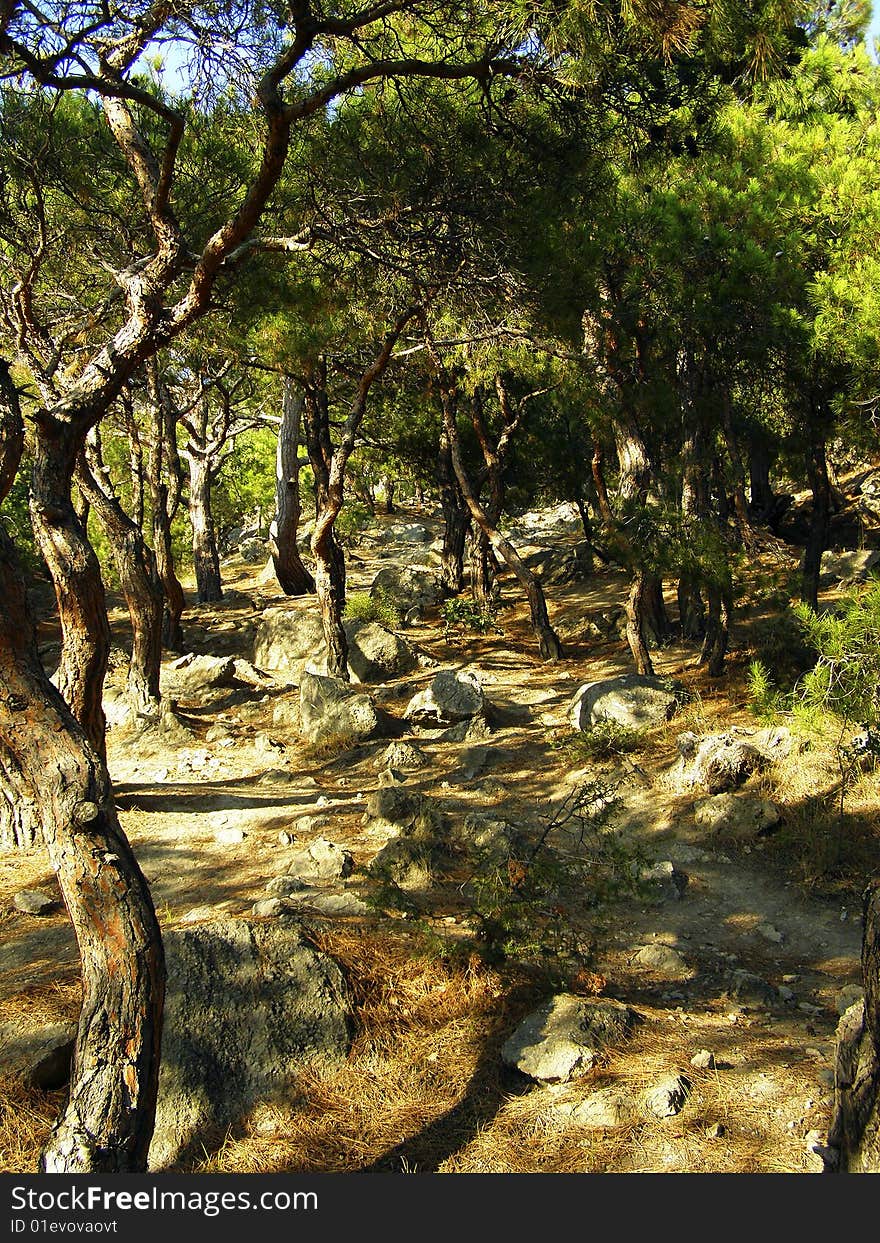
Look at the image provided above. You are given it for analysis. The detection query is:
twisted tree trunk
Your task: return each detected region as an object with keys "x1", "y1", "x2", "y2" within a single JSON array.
[
  {"x1": 269, "y1": 378, "x2": 315, "y2": 596},
  {"x1": 438, "y1": 428, "x2": 469, "y2": 595},
  {"x1": 186, "y1": 452, "x2": 222, "y2": 604}
]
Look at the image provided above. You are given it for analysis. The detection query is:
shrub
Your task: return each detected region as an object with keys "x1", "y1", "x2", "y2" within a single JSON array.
[
  {"x1": 551, "y1": 721, "x2": 645, "y2": 761},
  {"x1": 441, "y1": 597, "x2": 503, "y2": 641},
  {"x1": 343, "y1": 587, "x2": 401, "y2": 629}
]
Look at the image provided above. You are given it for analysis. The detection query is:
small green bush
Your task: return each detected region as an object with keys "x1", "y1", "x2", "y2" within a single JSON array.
[
  {"x1": 552, "y1": 721, "x2": 645, "y2": 761},
  {"x1": 441, "y1": 597, "x2": 503, "y2": 640},
  {"x1": 343, "y1": 587, "x2": 401, "y2": 629}
]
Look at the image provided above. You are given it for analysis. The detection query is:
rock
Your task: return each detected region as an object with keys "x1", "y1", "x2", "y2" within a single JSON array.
[
  {"x1": 668, "y1": 727, "x2": 792, "y2": 794},
  {"x1": 694, "y1": 792, "x2": 782, "y2": 839},
  {"x1": 253, "y1": 607, "x2": 327, "y2": 673},
  {"x1": 645, "y1": 1074, "x2": 691, "y2": 1118},
  {"x1": 345, "y1": 620, "x2": 418, "y2": 683},
  {"x1": 632, "y1": 943, "x2": 690, "y2": 978},
  {"x1": 819, "y1": 548, "x2": 880, "y2": 588},
  {"x1": 440, "y1": 715, "x2": 492, "y2": 743},
  {"x1": 454, "y1": 813, "x2": 516, "y2": 864},
  {"x1": 251, "y1": 898, "x2": 289, "y2": 919},
  {"x1": 836, "y1": 984, "x2": 865, "y2": 1015},
  {"x1": 149, "y1": 918, "x2": 351, "y2": 1169},
  {"x1": 524, "y1": 542, "x2": 592, "y2": 586},
  {"x1": 501, "y1": 995, "x2": 637, "y2": 1084},
  {"x1": 299, "y1": 671, "x2": 381, "y2": 744},
  {"x1": 0, "y1": 1022, "x2": 78, "y2": 1090},
  {"x1": 13, "y1": 890, "x2": 57, "y2": 916},
  {"x1": 214, "y1": 827, "x2": 247, "y2": 845},
  {"x1": 239, "y1": 536, "x2": 268, "y2": 562},
  {"x1": 265, "y1": 876, "x2": 308, "y2": 898},
  {"x1": 555, "y1": 1085, "x2": 635, "y2": 1129},
  {"x1": 374, "y1": 741, "x2": 428, "y2": 771},
  {"x1": 363, "y1": 787, "x2": 442, "y2": 841},
  {"x1": 164, "y1": 654, "x2": 237, "y2": 698},
  {"x1": 286, "y1": 837, "x2": 354, "y2": 882},
  {"x1": 726, "y1": 970, "x2": 779, "y2": 1009},
  {"x1": 690, "y1": 1049, "x2": 717, "y2": 1071},
  {"x1": 381, "y1": 522, "x2": 433, "y2": 545},
  {"x1": 460, "y1": 745, "x2": 501, "y2": 780},
  {"x1": 639, "y1": 860, "x2": 688, "y2": 903},
  {"x1": 405, "y1": 668, "x2": 485, "y2": 727},
  {"x1": 285, "y1": 889, "x2": 370, "y2": 917},
  {"x1": 570, "y1": 674, "x2": 685, "y2": 733},
  {"x1": 370, "y1": 565, "x2": 444, "y2": 613},
  {"x1": 756, "y1": 922, "x2": 785, "y2": 946},
  {"x1": 368, "y1": 837, "x2": 436, "y2": 889}
]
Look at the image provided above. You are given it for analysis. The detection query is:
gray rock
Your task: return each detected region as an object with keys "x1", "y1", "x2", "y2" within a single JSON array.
[
  {"x1": 368, "y1": 837, "x2": 435, "y2": 889},
  {"x1": 502, "y1": 995, "x2": 637, "y2": 1084},
  {"x1": 836, "y1": 984, "x2": 865, "y2": 1015},
  {"x1": 381, "y1": 522, "x2": 433, "y2": 545},
  {"x1": 645, "y1": 1075, "x2": 691, "y2": 1118},
  {"x1": 632, "y1": 943, "x2": 690, "y2": 978},
  {"x1": 694, "y1": 792, "x2": 782, "y2": 839},
  {"x1": 405, "y1": 669, "x2": 485, "y2": 727},
  {"x1": 819, "y1": 548, "x2": 880, "y2": 588},
  {"x1": 374, "y1": 741, "x2": 428, "y2": 771},
  {"x1": 0, "y1": 1022, "x2": 77, "y2": 1089},
  {"x1": 440, "y1": 714, "x2": 492, "y2": 743},
  {"x1": 214, "y1": 827, "x2": 247, "y2": 845},
  {"x1": 639, "y1": 860, "x2": 689, "y2": 903},
  {"x1": 286, "y1": 889, "x2": 370, "y2": 917},
  {"x1": 570, "y1": 674, "x2": 685, "y2": 733},
  {"x1": 149, "y1": 919, "x2": 351, "y2": 1170},
  {"x1": 164, "y1": 654, "x2": 237, "y2": 698},
  {"x1": 346, "y1": 620, "x2": 418, "y2": 683},
  {"x1": 13, "y1": 890, "x2": 57, "y2": 916},
  {"x1": 363, "y1": 787, "x2": 441, "y2": 841},
  {"x1": 668, "y1": 727, "x2": 791, "y2": 794},
  {"x1": 252, "y1": 607, "x2": 326, "y2": 674},
  {"x1": 370, "y1": 565, "x2": 444, "y2": 613},
  {"x1": 690, "y1": 1049, "x2": 717, "y2": 1071},
  {"x1": 299, "y1": 671, "x2": 381, "y2": 744},
  {"x1": 286, "y1": 837, "x2": 354, "y2": 882},
  {"x1": 726, "y1": 970, "x2": 779, "y2": 1009},
  {"x1": 251, "y1": 898, "x2": 289, "y2": 919},
  {"x1": 555, "y1": 1085, "x2": 635, "y2": 1129},
  {"x1": 756, "y1": 922, "x2": 785, "y2": 946},
  {"x1": 454, "y1": 813, "x2": 516, "y2": 864},
  {"x1": 239, "y1": 536, "x2": 268, "y2": 562},
  {"x1": 265, "y1": 876, "x2": 308, "y2": 898}
]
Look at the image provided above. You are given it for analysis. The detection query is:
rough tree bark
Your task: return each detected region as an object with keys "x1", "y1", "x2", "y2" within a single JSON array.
[
  {"x1": 0, "y1": 362, "x2": 164, "y2": 1168},
  {"x1": 269, "y1": 377, "x2": 315, "y2": 596},
  {"x1": 146, "y1": 363, "x2": 185, "y2": 651},
  {"x1": 185, "y1": 450, "x2": 223, "y2": 604},
  {"x1": 720, "y1": 390, "x2": 759, "y2": 550},
  {"x1": 829, "y1": 881, "x2": 880, "y2": 1172},
  {"x1": 438, "y1": 426, "x2": 470, "y2": 595},
  {"x1": 304, "y1": 311, "x2": 419, "y2": 678},
  {"x1": 432, "y1": 362, "x2": 562, "y2": 661},
  {"x1": 76, "y1": 431, "x2": 163, "y2": 716}
]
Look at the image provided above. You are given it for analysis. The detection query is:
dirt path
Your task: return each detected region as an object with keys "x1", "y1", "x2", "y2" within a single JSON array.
[{"x1": 0, "y1": 505, "x2": 871, "y2": 1173}]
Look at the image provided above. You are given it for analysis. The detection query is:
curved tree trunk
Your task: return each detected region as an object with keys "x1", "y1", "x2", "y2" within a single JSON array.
[
  {"x1": 76, "y1": 448, "x2": 163, "y2": 717},
  {"x1": 186, "y1": 452, "x2": 222, "y2": 603},
  {"x1": 269, "y1": 379, "x2": 315, "y2": 596},
  {"x1": 625, "y1": 571, "x2": 654, "y2": 676},
  {"x1": 748, "y1": 435, "x2": 778, "y2": 526},
  {"x1": 438, "y1": 428, "x2": 469, "y2": 595},
  {"x1": 0, "y1": 524, "x2": 165, "y2": 1171},
  {"x1": 699, "y1": 580, "x2": 732, "y2": 678},
  {"x1": 29, "y1": 416, "x2": 110, "y2": 760},
  {"x1": 147, "y1": 365, "x2": 185, "y2": 651},
  {"x1": 830, "y1": 881, "x2": 880, "y2": 1172}
]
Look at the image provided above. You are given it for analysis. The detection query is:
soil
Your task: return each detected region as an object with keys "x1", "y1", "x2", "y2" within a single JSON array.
[{"x1": 1, "y1": 503, "x2": 876, "y2": 1175}]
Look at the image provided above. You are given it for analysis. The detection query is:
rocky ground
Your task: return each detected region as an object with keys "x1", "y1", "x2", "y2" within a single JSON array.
[{"x1": 2, "y1": 492, "x2": 879, "y2": 1175}]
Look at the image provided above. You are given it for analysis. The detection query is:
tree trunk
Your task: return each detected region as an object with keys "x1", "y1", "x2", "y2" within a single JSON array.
[
  {"x1": 829, "y1": 881, "x2": 880, "y2": 1172},
  {"x1": 625, "y1": 570, "x2": 654, "y2": 676},
  {"x1": 0, "y1": 522, "x2": 164, "y2": 1171},
  {"x1": 152, "y1": 481, "x2": 185, "y2": 651},
  {"x1": 76, "y1": 450, "x2": 163, "y2": 717},
  {"x1": 29, "y1": 417, "x2": 110, "y2": 759},
  {"x1": 590, "y1": 435, "x2": 615, "y2": 526},
  {"x1": 383, "y1": 477, "x2": 396, "y2": 515},
  {"x1": 269, "y1": 379, "x2": 315, "y2": 596},
  {"x1": 801, "y1": 432, "x2": 832, "y2": 610},
  {"x1": 442, "y1": 401, "x2": 562, "y2": 660},
  {"x1": 187, "y1": 453, "x2": 222, "y2": 603},
  {"x1": 146, "y1": 365, "x2": 185, "y2": 650},
  {"x1": 438, "y1": 429, "x2": 469, "y2": 595},
  {"x1": 748, "y1": 435, "x2": 778, "y2": 525},
  {"x1": 721, "y1": 391, "x2": 758, "y2": 549},
  {"x1": 312, "y1": 515, "x2": 348, "y2": 679},
  {"x1": 699, "y1": 580, "x2": 731, "y2": 678}
]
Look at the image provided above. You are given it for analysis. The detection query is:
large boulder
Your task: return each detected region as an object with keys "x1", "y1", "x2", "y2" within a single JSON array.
[
  {"x1": 404, "y1": 668, "x2": 485, "y2": 727},
  {"x1": 502, "y1": 995, "x2": 637, "y2": 1084},
  {"x1": 253, "y1": 607, "x2": 326, "y2": 674},
  {"x1": 346, "y1": 620, "x2": 418, "y2": 683},
  {"x1": 164, "y1": 654, "x2": 237, "y2": 699},
  {"x1": 299, "y1": 671, "x2": 382, "y2": 744},
  {"x1": 381, "y1": 523, "x2": 433, "y2": 545},
  {"x1": 819, "y1": 548, "x2": 880, "y2": 588},
  {"x1": 668, "y1": 727, "x2": 791, "y2": 794},
  {"x1": 694, "y1": 792, "x2": 782, "y2": 840},
  {"x1": 370, "y1": 565, "x2": 444, "y2": 613},
  {"x1": 570, "y1": 674, "x2": 686, "y2": 733},
  {"x1": 150, "y1": 918, "x2": 351, "y2": 1170}
]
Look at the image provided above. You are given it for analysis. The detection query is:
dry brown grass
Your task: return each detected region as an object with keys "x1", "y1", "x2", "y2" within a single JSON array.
[{"x1": 0, "y1": 1077, "x2": 62, "y2": 1173}]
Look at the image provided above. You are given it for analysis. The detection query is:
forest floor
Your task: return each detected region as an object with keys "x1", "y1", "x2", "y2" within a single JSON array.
[{"x1": 2, "y1": 490, "x2": 879, "y2": 1175}]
